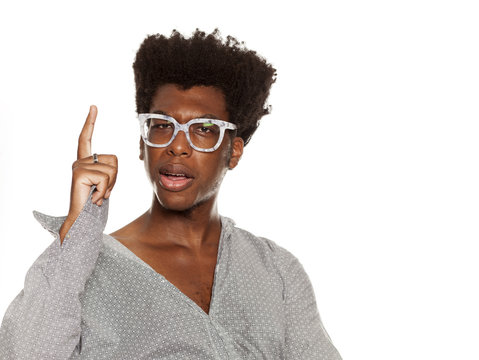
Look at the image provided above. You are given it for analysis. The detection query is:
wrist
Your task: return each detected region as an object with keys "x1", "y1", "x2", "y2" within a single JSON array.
[{"x1": 59, "y1": 217, "x2": 76, "y2": 243}]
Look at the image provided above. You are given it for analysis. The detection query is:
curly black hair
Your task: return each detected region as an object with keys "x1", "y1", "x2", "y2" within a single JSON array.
[{"x1": 133, "y1": 29, "x2": 277, "y2": 146}]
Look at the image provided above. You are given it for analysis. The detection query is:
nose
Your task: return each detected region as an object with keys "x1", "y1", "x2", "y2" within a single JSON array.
[{"x1": 167, "y1": 130, "x2": 192, "y2": 157}]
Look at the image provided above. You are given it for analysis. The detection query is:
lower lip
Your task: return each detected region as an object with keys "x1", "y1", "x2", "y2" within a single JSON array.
[{"x1": 159, "y1": 174, "x2": 194, "y2": 192}]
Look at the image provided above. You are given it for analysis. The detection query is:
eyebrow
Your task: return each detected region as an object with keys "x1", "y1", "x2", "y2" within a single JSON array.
[{"x1": 151, "y1": 110, "x2": 220, "y2": 120}]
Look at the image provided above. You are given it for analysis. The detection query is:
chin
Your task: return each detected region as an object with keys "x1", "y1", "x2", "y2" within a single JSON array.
[
  {"x1": 157, "y1": 196, "x2": 193, "y2": 212},
  {"x1": 151, "y1": 178, "x2": 221, "y2": 214},
  {"x1": 154, "y1": 192, "x2": 208, "y2": 214}
]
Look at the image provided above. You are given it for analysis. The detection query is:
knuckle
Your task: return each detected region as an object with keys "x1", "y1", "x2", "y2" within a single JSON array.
[
  {"x1": 74, "y1": 167, "x2": 87, "y2": 176},
  {"x1": 106, "y1": 154, "x2": 119, "y2": 166}
]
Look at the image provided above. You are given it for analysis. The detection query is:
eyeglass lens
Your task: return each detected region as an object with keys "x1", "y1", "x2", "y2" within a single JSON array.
[{"x1": 144, "y1": 117, "x2": 221, "y2": 150}]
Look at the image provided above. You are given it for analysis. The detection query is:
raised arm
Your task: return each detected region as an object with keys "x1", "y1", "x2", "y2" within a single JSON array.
[
  {"x1": 0, "y1": 106, "x2": 118, "y2": 359},
  {"x1": 60, "y1": 105, "x2": 118, "y2": 242}
]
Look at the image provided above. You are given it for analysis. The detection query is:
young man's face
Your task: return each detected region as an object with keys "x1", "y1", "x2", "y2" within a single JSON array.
[{"x1": 140, "y1": 84, "x2": 244, "y2": 212}]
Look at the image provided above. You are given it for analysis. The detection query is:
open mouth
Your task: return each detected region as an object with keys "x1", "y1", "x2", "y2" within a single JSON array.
[
  {"x1": 158, "y1": 164, "x2": 195, "y2": 191},
  {"x1": 160, "y1": 171, "x2": 191, "y2": 179}
]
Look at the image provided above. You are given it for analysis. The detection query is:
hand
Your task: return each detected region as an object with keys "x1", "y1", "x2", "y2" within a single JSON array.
[{"x1": 59, "y1": 105, "x2": 118, "y2": 243}]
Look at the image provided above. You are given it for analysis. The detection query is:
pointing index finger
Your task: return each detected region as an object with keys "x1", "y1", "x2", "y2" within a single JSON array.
[{"x1": 77, "y1": 105, "x2": 97, "y2": 160}]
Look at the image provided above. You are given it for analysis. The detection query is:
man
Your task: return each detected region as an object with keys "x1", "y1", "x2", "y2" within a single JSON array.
[{"x1": 0, "y1": 29, "x2": 341, "y2": 359}]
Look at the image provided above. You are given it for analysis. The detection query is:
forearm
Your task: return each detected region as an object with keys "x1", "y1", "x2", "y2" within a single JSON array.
[{"x1": 0, "y1": 191, "x2": 108, "y2": 359}]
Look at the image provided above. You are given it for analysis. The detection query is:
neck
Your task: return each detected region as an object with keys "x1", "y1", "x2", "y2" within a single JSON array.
[{"x1": 139, "y1": 193, "x2": 222, "y2": 251}]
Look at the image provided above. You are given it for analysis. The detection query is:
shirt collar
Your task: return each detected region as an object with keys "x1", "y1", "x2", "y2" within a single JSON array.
[{"x1": 220, "y1": 215, "x2": 236, "y2": 239}]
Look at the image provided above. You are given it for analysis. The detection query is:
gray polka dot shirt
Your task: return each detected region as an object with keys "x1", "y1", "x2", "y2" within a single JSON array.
[{"x1": 0, "y1": 193, "x2": 341, "y2": 359}]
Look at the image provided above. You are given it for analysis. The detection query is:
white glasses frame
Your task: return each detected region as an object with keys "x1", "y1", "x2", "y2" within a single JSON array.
[{"x1": 138, "y1": 113, "x2": 238, "y2": 152}]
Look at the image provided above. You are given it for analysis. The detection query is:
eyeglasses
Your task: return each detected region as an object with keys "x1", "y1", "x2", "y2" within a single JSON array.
[{"x1": 138, "y1": 113, "x2": 237, "y2": 152}]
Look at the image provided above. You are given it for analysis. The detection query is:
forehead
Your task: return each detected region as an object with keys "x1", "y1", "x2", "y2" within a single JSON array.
[{"x1": 150, "y1": 84, "x2": 228, "y2": 121}]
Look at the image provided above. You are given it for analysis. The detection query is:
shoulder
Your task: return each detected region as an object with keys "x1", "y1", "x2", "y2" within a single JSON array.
[
  {"x1": 226, "y1": 218, "x2": 303, "y2": 276},
  {"x1": 227, "y1": 221, "x2": 315, "y2": 303}
]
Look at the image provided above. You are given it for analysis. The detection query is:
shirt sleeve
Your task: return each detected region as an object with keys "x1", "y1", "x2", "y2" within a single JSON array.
[
  {"x1": 271, "y1": 243, "x2": 342, "y2": 360},
  {"x1": 0, "y1": 188, "x2": 108, "y2": 360}
]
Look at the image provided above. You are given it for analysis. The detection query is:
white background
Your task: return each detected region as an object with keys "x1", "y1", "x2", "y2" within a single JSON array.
[{"x1": 1, "y1": 1, "x2": 478, "y2": 359}]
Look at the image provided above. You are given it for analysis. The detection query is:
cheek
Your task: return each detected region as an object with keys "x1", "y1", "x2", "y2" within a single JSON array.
[
  {"x1": 143, "y1": 148, "x2": 159, "y2": 183},
  {"x1": 219, "y1": 140, "x2": 233, "y2": 167},
  {"x1": 203, "y1": 152, "x2": 230, "y2": 190},
  {"x1": 209, "y1": 144, "x2": 231, "y2": 175}
]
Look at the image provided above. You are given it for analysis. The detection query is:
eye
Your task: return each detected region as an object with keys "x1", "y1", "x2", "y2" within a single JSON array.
[
  {"x1": 149, "y1": 118, "x2": 174, "y2": 130},
  {"x1": 199, "y1": 124, "x2": 213, "y2": 133},
  {"x1": 153, "y1": 123, "x2": 173, "y2": 129},
  {"x1": 192, "y1": 122, "x2": 219, "y2": 136}
]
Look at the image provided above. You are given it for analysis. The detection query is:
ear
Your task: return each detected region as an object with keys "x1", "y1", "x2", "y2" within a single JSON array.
[
  {"x1": 228, "y1": 137, "x2": 244, "y2": 170},
  {"x1": 139, "y1": 137, "x2": 145, "y2": 160}
]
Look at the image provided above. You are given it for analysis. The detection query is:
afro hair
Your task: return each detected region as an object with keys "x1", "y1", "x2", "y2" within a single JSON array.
[{"x1": 133, "y1": 29, "x2": 277, "y2": 146}]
